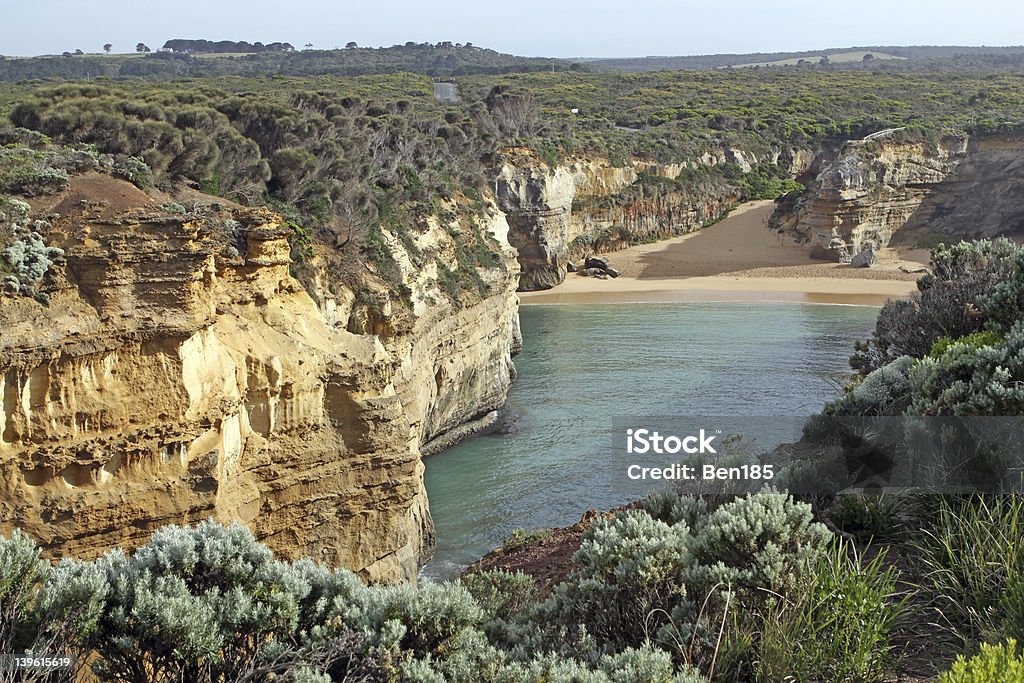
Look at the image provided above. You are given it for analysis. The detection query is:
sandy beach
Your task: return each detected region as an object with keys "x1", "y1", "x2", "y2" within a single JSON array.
[{"x1": 520, "y1": 201, "x2": 931, "y2": 306}]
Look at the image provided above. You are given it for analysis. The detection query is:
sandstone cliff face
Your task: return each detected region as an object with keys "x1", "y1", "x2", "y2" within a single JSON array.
[
  {"x1": 774, "y1": 134, "x2": 1024, "y2": 256},
  {"x1": 0, "y1": 185, "x2": 522, "y2": 584},
  {"x1": 495, "y1": 146, "x2": 815, "y2": 290},
  {"x1": 375, "y1": 203, "x2": 521, "y2": 456}
]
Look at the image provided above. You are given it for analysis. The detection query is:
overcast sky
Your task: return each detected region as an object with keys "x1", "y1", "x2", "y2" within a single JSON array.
[{"x1": 2, "y1": 0, "x2": 1023, "y2": 58}]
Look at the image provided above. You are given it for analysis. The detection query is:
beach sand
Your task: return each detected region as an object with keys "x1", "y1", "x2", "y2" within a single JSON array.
[{"x1": 520, "y1": 201, "x2": 931, "y2": 306}]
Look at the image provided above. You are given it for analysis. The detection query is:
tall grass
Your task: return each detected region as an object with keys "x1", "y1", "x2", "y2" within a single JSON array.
[
  {"x1": 755, "y1": 541, "x2": 908, "y2": 683},
  {"x1": 914, "y1": 495, "x2": 1024, "y2": 640}
]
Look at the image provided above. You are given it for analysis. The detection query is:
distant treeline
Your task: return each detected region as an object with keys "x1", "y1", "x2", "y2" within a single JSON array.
[
  {"x1": 588, "y1": 45, "x2": 1024, "y2": 72},
  {"x1": 0, "y1": 43, "x2": 585, "y2": 81},
  {"x1": 162, "y1": 39, "x2": 295, "y2": 53}
]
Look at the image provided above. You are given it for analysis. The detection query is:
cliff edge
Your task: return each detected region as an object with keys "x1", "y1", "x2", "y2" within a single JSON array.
[{"x1": 0, "y1": 174, "x2": 521, "y2": 583}]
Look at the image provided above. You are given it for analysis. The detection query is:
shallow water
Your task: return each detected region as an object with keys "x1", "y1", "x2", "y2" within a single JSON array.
[{"x1": 421, "y1": 302, "x2": 878, "y2": 580}]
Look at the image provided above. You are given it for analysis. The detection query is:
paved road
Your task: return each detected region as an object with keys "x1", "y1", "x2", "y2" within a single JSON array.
[{"x1": 434, "y1": 82, "x2": 459, "y2": 103}]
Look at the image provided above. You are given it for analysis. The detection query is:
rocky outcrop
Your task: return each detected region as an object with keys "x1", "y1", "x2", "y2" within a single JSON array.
[
  {"x1": 494, "y1": 156, "x2": 576, "y2": 290},
  {"x1": 0, "y1": 185, "x2": 522, "y2": 584},
  {"x1": 773, "y1": 134, "x2": 1024, "y2": 256},
  {"x1": 495, "y1": 146, "x2": 815, "y2": 291}
]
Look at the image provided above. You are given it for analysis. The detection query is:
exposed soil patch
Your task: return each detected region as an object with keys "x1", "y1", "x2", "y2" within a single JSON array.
[
  {"x1": 31, "y1": 172, "x2": 156, "y2": 220},
  {"x1": 463, "y1": 509, "x2": 614, "y2": 593}
]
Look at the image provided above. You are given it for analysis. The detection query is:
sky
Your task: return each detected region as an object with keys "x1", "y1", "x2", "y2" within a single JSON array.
[{"x1": 2, "y1": 0, "x2": 1023, "y2": 58}]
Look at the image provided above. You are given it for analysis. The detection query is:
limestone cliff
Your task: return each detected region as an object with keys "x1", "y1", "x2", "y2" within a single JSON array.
[
  {"x1": 494, "y1": 146, "x2": 814, "y2": 290},
  {"x1": 773, "y1": 133, "x2": 1024, "y2": 257},
  {"x1": 375, "y1": 204, "x2": 521, "y2": 456},
  {"x1": 0, "y1": 179, "x2": 521, "y2": 583}
]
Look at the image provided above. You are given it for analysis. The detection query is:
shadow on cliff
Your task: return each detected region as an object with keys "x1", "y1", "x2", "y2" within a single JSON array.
[{"x1": 889, "y1": 137, "x2": 1024, "y2": 248}]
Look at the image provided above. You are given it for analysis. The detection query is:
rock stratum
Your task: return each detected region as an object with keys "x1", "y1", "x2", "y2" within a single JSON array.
[
  {"x1": 0, "y1": 177, "x2": 520, "y2": 584},
  {"x1": 773, "y1": 133, "x2": 1024, "y2": 257},
  {"x1": 495, "y1": 146, "x2": 814, "y2": 290}
]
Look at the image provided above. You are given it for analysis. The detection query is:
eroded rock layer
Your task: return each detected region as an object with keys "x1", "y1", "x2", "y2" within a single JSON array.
[
  {"x1": 774, "y1": 134, "x2": 1024, "y2": 255},
  {"x1": 0, "y1": 188, "x2": 521, "y2": 584},
  {"x1": 495, "y1": 147, "x2": 814, "y2": 290}
]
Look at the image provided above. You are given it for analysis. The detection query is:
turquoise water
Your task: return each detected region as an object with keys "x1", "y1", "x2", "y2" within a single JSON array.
[{"x1": 421, "y1": 302, "x2": 879, "y2": 579}]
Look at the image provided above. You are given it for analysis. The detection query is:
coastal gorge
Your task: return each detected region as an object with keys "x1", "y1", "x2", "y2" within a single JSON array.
[{"x1": 2, "y1": 60, "x2": 1024, "y2": 587}]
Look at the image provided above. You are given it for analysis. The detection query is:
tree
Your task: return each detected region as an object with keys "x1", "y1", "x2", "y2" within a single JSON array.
[
  {"x1": 103, "y1": 43, "x2": 112, "y2": 54},
  {"x1": 345, "y1": 41, "x2": 357, "y2": 49},
  {"x1": 862, "y1": 53, "x2": 875, "y2": 62},
  {"x1": 136, "y1": 43, "x2": 151, "y2": 53}
]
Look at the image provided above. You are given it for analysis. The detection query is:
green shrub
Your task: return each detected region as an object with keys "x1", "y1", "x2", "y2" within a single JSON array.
[
  {"x1": 599, "y1": 645, "x2": 706, "y2": 683},
  {"x1": 88, "y1": 520, "x2": 372, "y2": 683},
  {"x1": 642, "y1": 490, "x2": 708, "y2": 528},
  {"x1": 755, "y1": 542, "x2": 907, "y2": 683},
  {"x1": 852, "y1": 239, "x2": 1024, "y2": 374},
  {"x1": 908, "y1": 321, "x2": 1024, "y2": 416},
  {"x1": 462, "y1": 570, "x2": 538, "y2": 620},
  {"x1": 827, "y1": 494, "x2": 903, "y2": 542},
  {"x1": 825, "y1": 355, "x2": 914, "y2": 416},
  {"x1": 491, "y1": 647, "x2": 707, "y2": 683},
  {"x1": 929, "y1": 331, "x2": 1005, "y2": 359},
  {"x1": 939, "y1": 640, "x2": 1024, "y2": 683},
  {"x1": 0, "y1": 146, "x2": 69, "y2": 196},
  {"x1": 110, "y1": 155, "x2": 152, "y2": 188},
  {"x1": 0, "y1": 530, "x2": 106, "y2": 677},
  {"x1": 1, "y1": 199, "x2": 62, "y2": 295},
  {"x1": 350, "y1": 581, "x2": 483, "y2": 659},
  {"x1": 503, "y1": 528, "x2": 552, "y2": 550}
]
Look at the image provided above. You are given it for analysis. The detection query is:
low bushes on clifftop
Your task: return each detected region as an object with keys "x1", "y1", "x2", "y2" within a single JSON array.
[{"x1": 0, "y1": 490, "x2": 912, "y2": 682}]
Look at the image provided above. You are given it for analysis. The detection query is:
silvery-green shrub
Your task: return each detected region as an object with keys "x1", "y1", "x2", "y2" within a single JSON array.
[
  {"x1": 824, "y1": 355, "x2": 914, "y2": 416},
  {"x1": 643, "y1": 490, "x2": 708, "y2": 528},
  {"x1": 852, "y1": 238, "x2": 1024, "y2": 374},
  {"x1": 550, "y1": 510, "x2": 693, "y2": 650},
  {"x1": 908, "y1": 321, "x2": 1024, "y2": 415},
  {"x1": 88, "y1": 520, "x2": 380, "y2": 683},
  {"x1": 0, "y1": 530, "x2": 106, "y2": 682},
  {"x1": 687, "y1": 491, "x2": 830, "y2": 593}
]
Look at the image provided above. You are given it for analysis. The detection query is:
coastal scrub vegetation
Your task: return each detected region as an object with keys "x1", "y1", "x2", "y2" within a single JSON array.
[
  {"x1": 9, "y1": 481, "x2": 1018, "y2": 681},
  {"x1": 0, "y1": 492, "x2": 902, "y2": 682},
  {"x1": 0, "y1": 43, "x2": 586, "y2": 83},
  {"x1": 0, "y1": 79, "x2": 512, "y2": 309},
  {"x1": 840, "y1": 238, "x2": 1024, "y2": 415},
  {"x1": 5, "y1": 61, "x2": 1024, "y2": 312}
]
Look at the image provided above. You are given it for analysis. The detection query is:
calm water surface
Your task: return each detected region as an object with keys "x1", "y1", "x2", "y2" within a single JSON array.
[{"x1": 421, "y1": 302, "x2": 878, "y2": 579}]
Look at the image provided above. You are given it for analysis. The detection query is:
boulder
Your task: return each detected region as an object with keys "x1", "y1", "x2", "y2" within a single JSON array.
[
  {"x1": 578, "y1": 267, "x2": 609, "y2": 279},
  {"x1": 583, "y1": 256, "x2": 621, "y2": 278},
  {"x1": 850, "y1": 246, "x2": 878, "y2": 268},
  {"x1": 566, "y1": 260, "x2": 577, "y2": 273}
]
